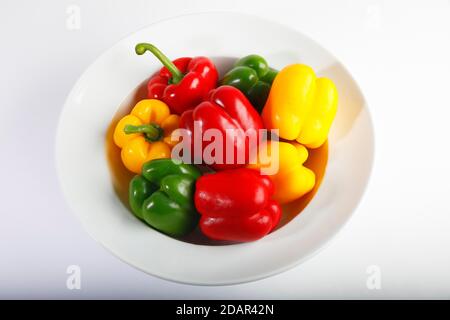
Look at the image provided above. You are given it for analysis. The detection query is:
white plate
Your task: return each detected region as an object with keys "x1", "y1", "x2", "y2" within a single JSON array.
[{"x1": 56, "y1": 12, "x2": 374, "y2": 285}]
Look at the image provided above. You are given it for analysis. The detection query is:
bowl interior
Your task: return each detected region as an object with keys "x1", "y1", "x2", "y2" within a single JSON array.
[
  {"x1": 105, "y1": 55, "x2": 330, "y2": 246},
  {"x1": 56, "y1": 12, "x2": 374, "y2": 285}
]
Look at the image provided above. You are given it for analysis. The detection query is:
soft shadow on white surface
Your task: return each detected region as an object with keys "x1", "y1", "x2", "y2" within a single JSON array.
[{"x1": 4, "y1": 0, "x2": 450, "y2": 299}]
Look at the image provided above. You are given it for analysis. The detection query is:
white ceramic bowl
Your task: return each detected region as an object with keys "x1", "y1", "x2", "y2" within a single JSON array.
[{"x1": 56, "y1": 12, "x2": 374, "y2": 285}]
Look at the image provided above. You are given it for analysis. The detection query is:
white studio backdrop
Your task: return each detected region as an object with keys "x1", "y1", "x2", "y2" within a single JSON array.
[{"x1": 0, "y1": 0, "x2": 449, "y2": 298}]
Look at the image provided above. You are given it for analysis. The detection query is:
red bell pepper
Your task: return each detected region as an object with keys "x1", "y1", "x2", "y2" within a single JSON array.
[
  {"x1": 195, "y1": 168, "x2": 281, "y2": 242},
  {"x1": 135, "y1": 43, "x2": 218, "y2": 115},
  {"x1": 180, "y1": 85, "x2": 264, "y2": 170}
]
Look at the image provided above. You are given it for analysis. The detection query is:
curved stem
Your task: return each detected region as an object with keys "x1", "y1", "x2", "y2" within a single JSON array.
[
  {"x1": 124, "y1": 123, "x2": 163, "y2": 142},
  {"x1": 135, "y1": 43, "x2": 184, "y2": 84}
]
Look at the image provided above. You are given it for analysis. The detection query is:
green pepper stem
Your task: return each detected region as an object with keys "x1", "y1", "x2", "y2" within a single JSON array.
[
  {"x1": 135, "y1": 43, "x2": 184, "y2": 84},
  {"x1": 124, "y1": 123, "x2": 163, "y2": 142}
]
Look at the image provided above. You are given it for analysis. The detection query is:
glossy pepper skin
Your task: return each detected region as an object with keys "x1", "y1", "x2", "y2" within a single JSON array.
[
  {"x1": 221, "y1": 55, "x2": 277, "y2": 113},
  {"x1": 129, "y1": 159, "x2": 201, "y2": 237},
  {"x1": 179, "y1": 85, "x2": 264, "y2": 170},
  {"x1": 114, "y1": 99, "x2": 180, "y2": 174},
  {"x1": 195, "y1": 168, "x2": 281, "y2": 242},
  {"x1": 262, "y1": 64, "x2": 338, "y2": 148},
  {"x1": 135, "y1": 43, "x2": 218, "y2": 115},
  {"x1": 247, "y1": 141, "x2": 315, "y2": 204}
]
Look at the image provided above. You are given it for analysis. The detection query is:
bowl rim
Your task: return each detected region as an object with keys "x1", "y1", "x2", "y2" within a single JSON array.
[{"x1": 55, "y1": 11, "x2": 375, "y2": 286}]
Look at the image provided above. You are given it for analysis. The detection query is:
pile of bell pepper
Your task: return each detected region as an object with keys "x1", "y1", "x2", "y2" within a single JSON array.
[{"x1": 113, "y1": 43, "x2": 338, "y2": 242}]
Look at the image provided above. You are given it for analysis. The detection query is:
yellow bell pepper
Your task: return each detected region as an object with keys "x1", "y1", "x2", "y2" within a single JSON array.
[
  {"x1": 262, "y1": 64, "x2": 338, "y2": 148},
  {"x1": 113, "y1": 99, "x2": 179, "y2": 174},
  {"x1": 247, "y1": 140, "x2": 315, "y2": 204}
]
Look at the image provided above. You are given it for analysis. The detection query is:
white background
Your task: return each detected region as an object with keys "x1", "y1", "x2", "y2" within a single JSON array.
[{"x1": 1, "y1": 0, "x2": 449, "y2": 299}]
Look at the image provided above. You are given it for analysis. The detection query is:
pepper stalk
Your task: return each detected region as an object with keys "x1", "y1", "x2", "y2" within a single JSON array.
[
  {"x1": 135, "y1": 43, "x2": 184, "y2": 84},
  {"x1": 124, "y1": 123, "x2": 163, "y2": 142}
]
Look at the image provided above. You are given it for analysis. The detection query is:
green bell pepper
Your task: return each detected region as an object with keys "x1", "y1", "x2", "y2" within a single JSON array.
[
  {"x1": 220, "y1": 55, "x2": 278, "y2": 112},
  {"x1": 129, "y1": 158, "x2": 201, "y2": 237}
]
